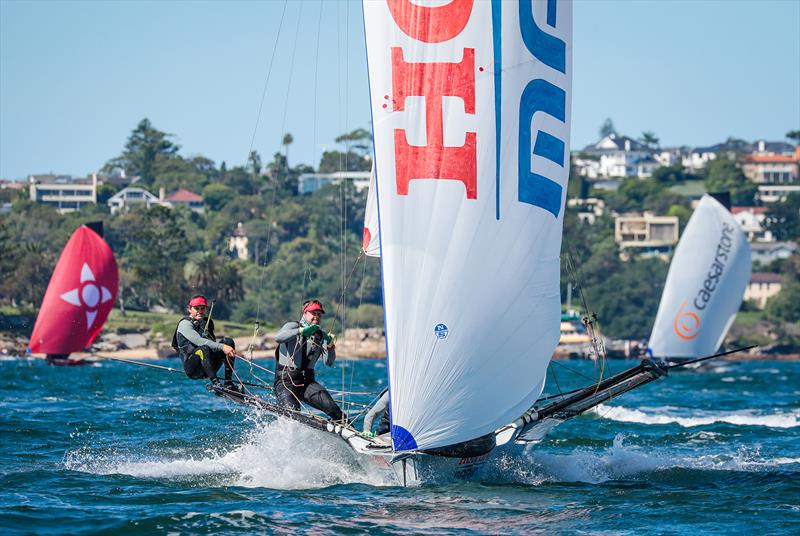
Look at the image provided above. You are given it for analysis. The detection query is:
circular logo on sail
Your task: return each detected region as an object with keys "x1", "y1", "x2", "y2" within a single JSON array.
[
  {"x1": 434, "y1": 323, "x2": 449, "y2": 339},
  {"x1": 673, "y1": 300, "x2": 701, "y2": 340}
]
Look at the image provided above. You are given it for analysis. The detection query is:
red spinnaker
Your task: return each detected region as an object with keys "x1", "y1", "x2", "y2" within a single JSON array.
[{"x1": 29, "y1": 225, "x2": 118, "y2": 354}]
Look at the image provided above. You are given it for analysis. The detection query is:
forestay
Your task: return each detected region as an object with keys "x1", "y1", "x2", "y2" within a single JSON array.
[
  {"x1": 363, "y1": 0, "x2": 572, "y2": 451},
  {"x1": 648, "y1": 194, "x2": 751, "y2": 358}
]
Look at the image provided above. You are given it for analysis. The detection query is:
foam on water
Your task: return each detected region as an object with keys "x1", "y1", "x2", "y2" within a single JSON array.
[
  {"x1": 594, "y1": 404, "x2": 799, "y2": 428},
  {"x1": 65, "y1": 416, "x2": 395, "y2": 489},
  {"x1": 485, "y1": 435, "x2": 800, "y2": 485}
]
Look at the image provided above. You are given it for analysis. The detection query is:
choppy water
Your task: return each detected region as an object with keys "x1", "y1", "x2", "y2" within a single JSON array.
[{"x1": 1, "y1": 357, "x2": 798, "y2": 534}]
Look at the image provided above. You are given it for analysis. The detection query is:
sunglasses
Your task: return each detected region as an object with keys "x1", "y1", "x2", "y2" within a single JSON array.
[{"x1": 192, "y1": 305, "x2": 207, "y2": 310}]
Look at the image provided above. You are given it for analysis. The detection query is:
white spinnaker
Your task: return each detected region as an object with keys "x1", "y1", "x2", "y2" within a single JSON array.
[
  {"x1": 364, "y1": 1, "x2": 572, "y2": 451},
  {"x1": 648, "y1": 194, "x2": 751, "y2": 358},
  {"x1": 362, "y1": 166, "x2": 381, "y2": 257}
]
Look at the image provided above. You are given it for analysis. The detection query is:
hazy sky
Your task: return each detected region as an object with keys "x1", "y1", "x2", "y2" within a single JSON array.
[{"x1": 1, "y1": 0, "x2": 798, "y2": 180}]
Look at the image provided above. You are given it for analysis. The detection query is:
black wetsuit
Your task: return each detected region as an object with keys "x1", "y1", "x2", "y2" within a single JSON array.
[
  {"x1": 171, "y1": 316, "x2": 235, "y2": 381},
  {"x1": 273, "y1": 321, "x2": 345, "y2": 422}
]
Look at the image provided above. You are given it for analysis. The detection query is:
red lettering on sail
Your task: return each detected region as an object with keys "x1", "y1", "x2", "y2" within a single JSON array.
[
  {"x1": 391, "y1": 47, "x2": 477, "y2": 199},
  {"x1": 386, "y1": 0, "x2": 474, "y2": 43}
]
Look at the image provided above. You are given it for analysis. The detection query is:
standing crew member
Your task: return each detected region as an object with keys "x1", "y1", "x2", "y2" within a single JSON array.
[
  {"x1": 171, "y1": 295, "x2": 238, "y2": 388},
  {"x1": 274, "y1": 299, "x2": 346, "y2": 422}
]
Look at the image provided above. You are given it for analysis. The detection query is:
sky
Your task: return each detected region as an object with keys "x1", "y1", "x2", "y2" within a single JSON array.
[{"x1": 1, "y1": 0, "x2": 798, "y2": 181}]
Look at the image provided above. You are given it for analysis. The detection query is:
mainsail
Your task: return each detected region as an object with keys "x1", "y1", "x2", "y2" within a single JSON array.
[
  {"x1": 363, "y1": 0, "x2": 572, "y2": 450},
  {"x1": 648, "y1": 194, "x2": 751, "y2": 358},
  {"x1": 29, "y1": 224, "x2": 119, "y2": 355}
]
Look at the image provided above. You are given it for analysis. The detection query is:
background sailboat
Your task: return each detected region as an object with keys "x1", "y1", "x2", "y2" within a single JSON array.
[
  {"x1": 647, "y1": 194, "x2": 751, "y2": 362},
  {"x1": 28, "y1": 223, "x2": 118, "y2": 365}
]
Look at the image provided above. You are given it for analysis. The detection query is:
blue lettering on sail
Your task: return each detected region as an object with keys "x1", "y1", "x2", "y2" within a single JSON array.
[
  {"x1": 519, "y1": 0, "x2": 565, "y2": 74},
  {"x1": 518, "y1": 79, "x2": 565, "y2": 217},
  {"x1": 533, "y1": 131, "x2": 564, "y2": 167}
]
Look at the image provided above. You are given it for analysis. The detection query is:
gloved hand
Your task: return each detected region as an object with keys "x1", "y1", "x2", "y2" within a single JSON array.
[
  {"x1": 362, "y1": 431, "x2": 375, "y2": 438},
  {"x1": 325, "y1": 332, "x2": 336, "y2": 345},
  {"x1": 301, "y1": 324, "x2": 321, "y2": 337}
]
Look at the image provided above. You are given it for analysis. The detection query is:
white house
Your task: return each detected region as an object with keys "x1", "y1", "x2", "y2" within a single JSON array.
[
  {"x1": 750, "y1": 241, "x2": 797, "y2": 265},
  {"x1": 29, "y1": 174, "x2": 97, "y2": 214},
  {"x1": 577, "y1": 134, "x2": 654, "y2": 179},
  {"x1": 757, "y1": 184, "x2": 800, "y2": 204},
  {"x1": 107, "y1": 187, "x2": 161, "y2": 214},
  {"x1": 731, "y1": 206, "x2": 773, "y2": 243},
  {"x1": 298, "y1": 171, "x2": 371, "y2": 195},
  {"x1": 744, "y1": 272, "x2": 783, "y2": 309}
]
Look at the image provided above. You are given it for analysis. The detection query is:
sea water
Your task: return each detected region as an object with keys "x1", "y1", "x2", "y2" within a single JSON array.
[{"x1": 1, "y1": 357, "x2": 798, "y2": 534}]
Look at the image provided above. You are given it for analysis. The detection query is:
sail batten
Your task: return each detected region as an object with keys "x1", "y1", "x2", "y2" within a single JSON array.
[{"x1": 363, "y1": 0, "x2": 572, "y2": 451}]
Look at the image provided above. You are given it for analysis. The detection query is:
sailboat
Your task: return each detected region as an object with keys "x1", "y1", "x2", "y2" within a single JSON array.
[
  {"x1": 28, "y1": 222, "x2": 118, "y2": 366},
  {"x1": 647, "y1": 193, "x2": 751, "y2": 364},
  {"x1": 209, "y1": 0, "x2": 687, "y2": 484}
]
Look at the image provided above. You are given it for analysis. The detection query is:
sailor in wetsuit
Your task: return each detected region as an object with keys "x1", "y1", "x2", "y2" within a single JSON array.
[
  {"x1": 274, "y1": 300, "x2": 346, "y2": 422},
  {"x1": 171, "y1": 295, "x2": 239, "y2": 388}
]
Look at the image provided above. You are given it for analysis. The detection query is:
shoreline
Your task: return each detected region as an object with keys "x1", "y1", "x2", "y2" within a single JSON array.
[{"x1": 18, "y1": 348, "x2": 800, "y2": 362}]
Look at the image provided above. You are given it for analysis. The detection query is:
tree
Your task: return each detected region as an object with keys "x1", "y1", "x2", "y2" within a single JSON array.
[
  {"x1": 247, "y1": 150, "x2": 262, "y2": 179},
  {"x1": 335, "y1": 128, "x2": 373, "y2": 157},
  {"x1": 103, "y1": 118, "x2": 179, "y2": 185},
  {"x1": 704, "y1": 157, "x2": 756, "y2": 205},
  {"x1": 183, "y1": 252, "x2": 243, "y2": 319},
  {"x1": 282, "y1": 133, "x2": 293, "y2": 171},
  {"x1": 202, "y1": 183, "x2": 235, "y2": 212},
  {"x1": 763, "y1": 193, "x2": 800, "y2": 241},
  {"x1": 766, "y1": 277, "x2": 800, "y2": 324},
  {"x1": 640, "y1": 131, "x2": 659, "y2": 150},
  {"x1": 787, "y1": 130, "x2": 800, "y2": 145},
  {"x1": 599, "y1": 118, "x2": 617, "y2": 139}
]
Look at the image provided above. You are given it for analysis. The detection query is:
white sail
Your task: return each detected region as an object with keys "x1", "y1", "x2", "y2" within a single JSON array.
[
  {"x1": 648, "y1": 194, "x2": 751, "y2": 358},
  {"x1": 362, "y1": 165, "x2": 381, "y2": 257},
  {"x1": 364, "y1": 0, "x2": 572, "y2": 451}
]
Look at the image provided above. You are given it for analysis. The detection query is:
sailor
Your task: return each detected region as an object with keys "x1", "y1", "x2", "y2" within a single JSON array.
[
  {"x1": 171, "y1": 295, "x2": 239, "y2": 388},
  {"x1": 362, "y1": 390, "x2": 390, "y2": 437},
  {"x1": 274, "y1": 299, "x2": 346, "y2": 422}
]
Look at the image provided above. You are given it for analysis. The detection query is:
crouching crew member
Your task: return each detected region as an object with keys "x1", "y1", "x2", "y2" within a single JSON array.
[
  {"x1": 274, "y1": 299, "x2": 346, "y2": 422},
  {"x1": 172, "y1": 295, "x2": 238, "y2": 388}
]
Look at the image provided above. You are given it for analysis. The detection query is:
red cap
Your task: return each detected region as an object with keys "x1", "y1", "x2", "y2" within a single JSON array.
[
  {"x1": 303, "y1": 302, "x2": 325, "y2": 314},
  {"x1": 189, "y1": 296, "x2": 208, "y2": 307}
]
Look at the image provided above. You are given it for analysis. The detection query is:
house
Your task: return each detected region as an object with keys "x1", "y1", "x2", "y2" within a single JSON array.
[
  {"x1": 578, "y1": 134, "x2": 654, "y2": 179},
  {"x1": 731, "y1": 206, "x2": 773, "y2": 243},
  {"x1": 750, "y1": 241, "x2": 797, "y2": 265},
  {"x1": 297, "y1": 171, "x2": 371, "y2": 195},
  {"x1": 163, "y1": 188, "x2": 204, "y2": 214},
  {"x1": 744, "y1": 272, "x2": 783, "y2": 309},
  {"x1": 28, "y1": 174, "x2": 97, "y2": 214},
  {"x1": 107, "y1": 187, "x2": 162, "y2": 214},
  {"x1": 741, "y1": 145, "x2": 800, "y2": 184},
  {"x1": 757, "y1": 184, "x2": 800, "y2": 204},
  {"x1": 227, "y1": 222, "x2": 249, "y2": 260},
  {"x1": 567, "y1": 197, "x2": 605, "y2": 224},
  {"x1": 683, "y1": 145, "x2": 719, "y2": 172},
  {"x1": 614, "y1": 213, "x2": 679, "y2": 258},
  {"x1": 653, "y1": 148, "x2": 685, "y2": 168}
]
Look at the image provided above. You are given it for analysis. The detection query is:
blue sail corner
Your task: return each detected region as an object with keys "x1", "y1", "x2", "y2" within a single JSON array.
[{"x1": 391, "y1": 425, "x2": 417, "y2": 451}]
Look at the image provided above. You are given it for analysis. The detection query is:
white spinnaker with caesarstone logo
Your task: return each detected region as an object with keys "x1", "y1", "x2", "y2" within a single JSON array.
[
  {"x1": 364, "y1": 1, "x2": 572, "y2": 451},
  {"x1": 648, "y1": 194, "x2": 751, "y2": 358}
]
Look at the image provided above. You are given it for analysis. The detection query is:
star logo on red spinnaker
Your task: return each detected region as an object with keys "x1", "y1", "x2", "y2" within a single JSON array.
[{"x1": 59, "y1": 262, "x2": 114, "y2": 330}]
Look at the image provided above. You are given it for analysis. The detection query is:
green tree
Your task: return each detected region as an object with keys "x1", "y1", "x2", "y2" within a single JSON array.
[
  {"x1": 640, "y1": 131, "x2": 659, "y2": 150},
  {"x1": 765, "y1": 277, "x2": 800, "y2": 323},
  {"x1": 202, "y1": 183, "x2": 235, "y2": 212},
  {"x1": 599, "y1": 118, "x2": 617, "y2": 138},
  {"x1": 763, "y1": 193, "x2": 800, "y2": 241},
  {"x1": 282, "y1": 133, "x2": 294, "y2": 171},
  {"x1": 335, "y1": 128, "x2": 373, "y2": 157},
  {"x1": 704, "y1": 157, "x2": 756, "y2": 205},
  {"x1": 787, "y1": 130, "x2": 800, "y2": 144},
  {"x1": 184, "y1": 252, "x2": 244, "y2": 319},
  {"x1": 96, "y1": 183, "x2": 119, "y2": 205},
  {"x1": 103, "y1": 118, "x2": 179, "y2": 185}
]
